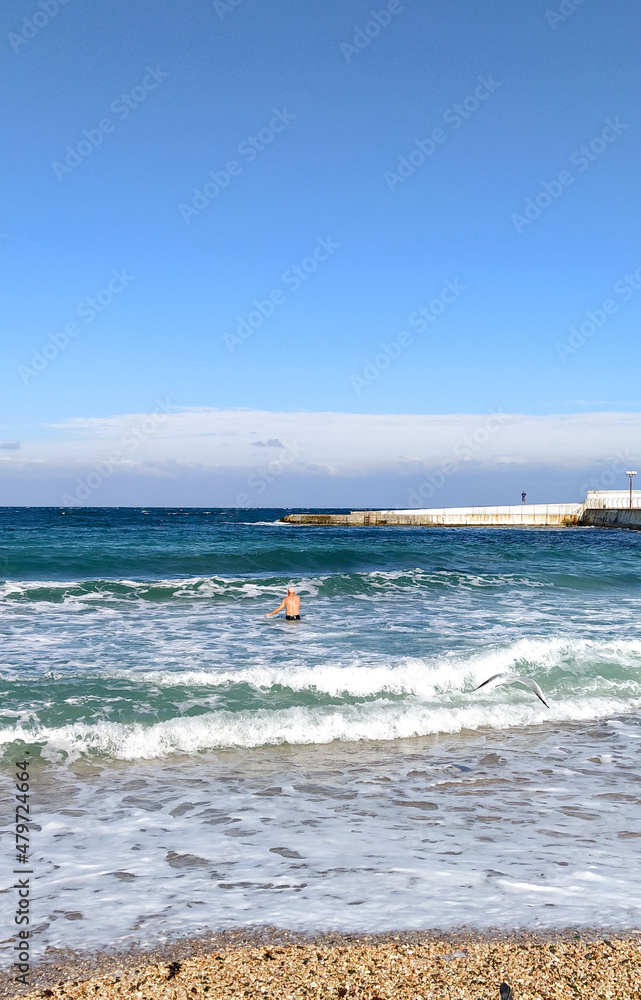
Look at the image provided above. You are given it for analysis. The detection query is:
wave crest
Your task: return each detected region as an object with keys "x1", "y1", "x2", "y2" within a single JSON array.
[
  {"x1": 1, "y1": 695, "x2": 629, "y2": 763},
  {"x1": 0, "y1": 569, "x2": 547, "y2": 605}
]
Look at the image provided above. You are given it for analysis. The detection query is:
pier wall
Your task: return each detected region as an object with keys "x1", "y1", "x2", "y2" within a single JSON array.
[
  {"x1": 283, "y1": 504, "x2": 583, "y2": 528},
  {"x1": 581, "y1": 508, "x2": 641, "y2": 529},
  {"x1": 281, "y1": 491, "x2": 641, "y2": 529}
]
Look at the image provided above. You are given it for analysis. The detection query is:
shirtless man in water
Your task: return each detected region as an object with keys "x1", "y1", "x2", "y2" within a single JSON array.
[{"x1": 264, "y1": 587, "x2": 301, "y2": 620}]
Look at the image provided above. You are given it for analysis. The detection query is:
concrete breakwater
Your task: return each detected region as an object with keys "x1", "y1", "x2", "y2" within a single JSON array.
[
  {"x1": 281, "y1": 492, "x2": 641, "y2": 529},
  {"x1": 581, "y1": 507, "x2": 641, "y2": 529}
]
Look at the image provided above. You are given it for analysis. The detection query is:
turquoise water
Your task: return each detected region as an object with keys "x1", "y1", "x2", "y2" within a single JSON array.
[{"x1": 1, "y1": 508, "x2": 641, "y2": 957}]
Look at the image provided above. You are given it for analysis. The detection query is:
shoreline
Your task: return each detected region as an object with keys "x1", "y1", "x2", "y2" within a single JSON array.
[{"x1": 3, "y1": 927, "x2": 640, "y2": 999}]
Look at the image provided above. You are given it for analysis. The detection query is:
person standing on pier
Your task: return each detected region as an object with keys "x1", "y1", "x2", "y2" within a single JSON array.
[{"x1": 521, "y1": 491, "x2": 527, "y2": 505}]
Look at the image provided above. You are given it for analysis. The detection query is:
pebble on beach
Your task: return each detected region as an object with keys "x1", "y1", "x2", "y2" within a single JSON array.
[{"x1": 10, "y1": 932, "x2": 641, "y2": 1000}]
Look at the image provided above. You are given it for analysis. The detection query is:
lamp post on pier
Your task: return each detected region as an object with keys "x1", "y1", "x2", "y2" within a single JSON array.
[{"x1": 626, "y1": 470, "x2": 637, "y2": 509}]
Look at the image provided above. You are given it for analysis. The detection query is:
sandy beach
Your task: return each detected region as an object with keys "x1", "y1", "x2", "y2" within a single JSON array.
[{"x1": 3, "y1": 930, "x2": 640, "y2": 999}]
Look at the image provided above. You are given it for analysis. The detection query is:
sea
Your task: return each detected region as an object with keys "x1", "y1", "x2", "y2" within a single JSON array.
[{"x1": 1, "y1": 506, "x2": 641, "y2": 965}]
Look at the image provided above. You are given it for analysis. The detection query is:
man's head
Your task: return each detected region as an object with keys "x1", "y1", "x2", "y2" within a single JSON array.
[{"x1": 287, "y1": 586, "x2": 296, "y2": 594}]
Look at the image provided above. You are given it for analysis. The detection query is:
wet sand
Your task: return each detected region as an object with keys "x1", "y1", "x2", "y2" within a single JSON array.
[{"x1": 3, "y1": 929, "x2": 640, "y2": 999}]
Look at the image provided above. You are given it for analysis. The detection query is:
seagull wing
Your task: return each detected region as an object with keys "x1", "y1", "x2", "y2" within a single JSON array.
[
  {"x1": 474, "y1": 671, "x2": 550, "y2": 708},
  {"x1": 513, "y1": 676, "x2": 550, "y2": 708},
  {"x1": 473, "y1": 672, "x2": 508, "y2": 691}
]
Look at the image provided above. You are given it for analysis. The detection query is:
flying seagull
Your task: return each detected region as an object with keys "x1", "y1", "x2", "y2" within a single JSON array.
[{"x1": 474, "y1": 672, "x2": 550, "y2": 708}]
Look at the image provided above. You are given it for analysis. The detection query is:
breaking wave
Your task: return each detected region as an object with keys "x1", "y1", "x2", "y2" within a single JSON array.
[{"x1": 2, "y1": 637, "x2": 641, "y2": 762}]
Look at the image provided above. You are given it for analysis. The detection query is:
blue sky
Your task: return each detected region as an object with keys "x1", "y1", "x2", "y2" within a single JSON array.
[{"x1": 2, "y1": 0, "x2": 641, "y2": 505}]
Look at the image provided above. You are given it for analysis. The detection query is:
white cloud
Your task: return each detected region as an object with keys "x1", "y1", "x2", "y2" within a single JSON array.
[{"x1": 5, "y1": 407, "x2": 641, "y2": 478}]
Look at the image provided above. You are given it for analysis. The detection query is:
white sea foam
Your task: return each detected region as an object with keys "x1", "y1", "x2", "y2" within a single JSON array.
[
  {"x1": 3, "y1": 691, "x2": 638, "y2": 762},
  {"x1": 242, "y1": 520, "x2": 288, "y2": 525},
  {"x1": 0, "y1": 567, "x2": 545, "y2": 604},
  {"x1": 4, "y1": 716, "x2": 641, "y2": 963},
  {"x1": 123, "y1": 636, "x2": 641, "y2": 699}
]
